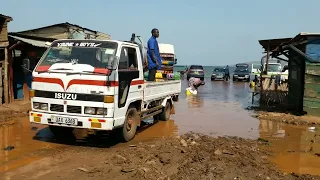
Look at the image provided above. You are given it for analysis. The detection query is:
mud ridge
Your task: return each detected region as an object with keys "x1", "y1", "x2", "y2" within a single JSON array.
[
  {"x1": 255, "y1": 111, "x2": 320, "y2": 126},
  {"x1": 8, "y1": 133, "x2": 320, "y2": 180}
]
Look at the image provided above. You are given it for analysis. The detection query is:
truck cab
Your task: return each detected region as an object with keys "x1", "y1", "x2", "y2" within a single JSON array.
[{"x1": 25, "y1": 39, "x2": 181, "y2": 142}]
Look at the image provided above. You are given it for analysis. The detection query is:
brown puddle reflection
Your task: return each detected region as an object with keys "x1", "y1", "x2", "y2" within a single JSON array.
[
  {"x1": 171, "y1": 80, "x2": 260, "y2": 138},
  {"x1": 0, "y1": 117, "x2": 66, "y2": 173},
  {"x1": 134, "y1": 120, "x2": 178, "y2": 141},
  {"x1": 0, "y1": 117, "x2": 179, "y2": 173},
  {"x1": 259, "y1": 119, "x2": 320, "y2": 176}
]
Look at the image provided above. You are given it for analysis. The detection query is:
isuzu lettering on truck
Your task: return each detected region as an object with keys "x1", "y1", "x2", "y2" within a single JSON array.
[{"x1": 25, "y1": 39, "x2": 181, "y2": 142}]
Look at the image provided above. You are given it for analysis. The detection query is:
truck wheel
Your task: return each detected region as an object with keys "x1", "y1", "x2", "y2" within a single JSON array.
[
  {"x1": 49, "y1": 125, "x2": 74, "y2": 139},
  {"x1": 159, "y1": 101, "x2": 171, "y2": 121},
  {"x1": 119, "y1": 106, "x2": 138, "y2": 142},
  {"x1": 200, "y1": 77, "x2": 204, "y2": 81}
]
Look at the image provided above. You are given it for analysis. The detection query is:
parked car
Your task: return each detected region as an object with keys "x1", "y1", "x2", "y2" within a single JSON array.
[
  {"x1": 186, "y1": 65, "x2": 205, "y2": 80},
  {"x1": 233, "y1": 63, "x2": 250, "y2": 82},
  {"x1": 211, "y1": 67, "x2": 225, "y2": 81}
]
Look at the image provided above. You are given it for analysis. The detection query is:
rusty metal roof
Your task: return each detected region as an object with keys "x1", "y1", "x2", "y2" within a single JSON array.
[
  {"x1": 8, "y1": 35, "x2": 49, "y2": 47},
  {"x1": 0, "y1": 14, "x2": 13, "y2": 21},
  {"x1": 16, "y1": 22, "x2": 98, "y2": 34},
  {"x1": 258, "y1": 37, "x2": 292, "y2": 52}
]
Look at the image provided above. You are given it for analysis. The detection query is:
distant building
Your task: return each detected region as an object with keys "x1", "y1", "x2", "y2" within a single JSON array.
[{"x1": 14, "y1": 22, "x2": 111, "y2": 40}]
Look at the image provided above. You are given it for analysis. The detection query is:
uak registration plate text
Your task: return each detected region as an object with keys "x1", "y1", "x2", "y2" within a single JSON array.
[{"x1": 51, "y1": 116, "x2": 78, "y2": 125}]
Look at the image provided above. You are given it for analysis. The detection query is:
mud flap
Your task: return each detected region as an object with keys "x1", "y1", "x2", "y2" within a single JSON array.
[
  {"x1": 137, "y1": 113, "x2": 142, "y2": 127},
  {"x1": 170, "y1": 103, "x2": 175, "y2": 115}
]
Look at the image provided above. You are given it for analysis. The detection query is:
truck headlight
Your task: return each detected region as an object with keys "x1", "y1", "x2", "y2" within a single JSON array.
[
  {"x1": 96, "y1": 108, "x2": 107, "y2": 115},
  {"x1": 84, "y1": 107, "x2": 96, "y2": 115},
  {"x1": 33, "y1": 102, "x2": 40, "y2": 109},
  {"x1": 33, "y1": 102, "x2": 48, "y2": 110},
  {"x1": 40, "y1": 103, "x2": 48, "y2": 110}
]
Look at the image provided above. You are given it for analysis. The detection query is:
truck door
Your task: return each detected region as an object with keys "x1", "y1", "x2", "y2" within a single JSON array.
[{"x1": 113, "y1": 45, "x2": 143, "y2": 125}]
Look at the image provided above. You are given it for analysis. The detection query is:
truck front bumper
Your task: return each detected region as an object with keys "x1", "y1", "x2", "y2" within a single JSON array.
[{"x1": 29, "y1": 111, "x2": 115, "y2": 130}]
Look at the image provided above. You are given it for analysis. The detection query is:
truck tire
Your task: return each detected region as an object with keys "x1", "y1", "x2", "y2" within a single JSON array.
[
  {"x1": 119, "y1": 106, "x2": 138, "y2": 142},
  {"x1": 158, "y1": 101, "x2": 171, "y2": 121},
  {"x1": 49, "y1": 125, "x2": 74, "y2": 139}
]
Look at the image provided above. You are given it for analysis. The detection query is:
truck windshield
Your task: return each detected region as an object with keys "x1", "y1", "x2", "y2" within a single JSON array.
[
  {"x1": 267, "y1": 64, "x2": 282, "y2": 72},
  {"x1": 36, "y1": 41, "x2": 118, "y2": 71}
]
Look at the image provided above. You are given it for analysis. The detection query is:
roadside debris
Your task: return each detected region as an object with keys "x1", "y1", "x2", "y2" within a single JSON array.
[{"x1": 2, "y1": 146, "x2": 14, "y2": 151}]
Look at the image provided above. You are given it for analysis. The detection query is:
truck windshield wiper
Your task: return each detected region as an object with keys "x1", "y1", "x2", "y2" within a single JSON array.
[
  {"x1": 50, "y1": 68, "x2": 73, "y2": 71},
  {"x1": 65, "y1": 71, "x2": 109, "y2": 75},
  {"x1": 37, "y1": 68, "x2": 73, "y2": 74},
  {"x1": 46, "y1": 58, "x2": 71, "y2": 63}
]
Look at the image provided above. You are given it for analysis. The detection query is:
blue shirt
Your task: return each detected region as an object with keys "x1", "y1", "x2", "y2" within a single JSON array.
[{"x1": 147, "y1": 36, "x2": 162, "y2": 70}]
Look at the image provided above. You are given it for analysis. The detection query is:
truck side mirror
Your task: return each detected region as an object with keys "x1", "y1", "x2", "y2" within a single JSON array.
[
  {"x1": 106, "y1": 55, "x2": 119, "y2": 70},
  {"x1": 21, "y1": 58, "x2": 31, "y2": 73},
  {"x1": 174, "y1": 58, "x2": 177, "y2": 64}
]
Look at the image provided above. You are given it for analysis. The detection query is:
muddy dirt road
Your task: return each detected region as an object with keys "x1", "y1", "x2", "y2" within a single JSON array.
[{"x1": 1, "y1": 79, "x2": 320, "y2": 179}]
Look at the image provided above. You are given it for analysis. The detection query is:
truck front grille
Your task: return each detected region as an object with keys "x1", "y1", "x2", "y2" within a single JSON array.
[
  {"x1": 50, "y1": 104, "x2": 64, "y2": 112},
  {"x1": 67, "y1": 105, "x2": 82, "y2": 114}
]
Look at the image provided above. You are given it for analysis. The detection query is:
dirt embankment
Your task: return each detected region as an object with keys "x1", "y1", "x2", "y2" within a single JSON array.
[
  {"x1": 0, "y1": 101, "x2": 30, "y2": 123},
  {"x1": 255, "y1": 111, "x2": 320, "y2": 126},
  {"x1": 6, "y1": 133, "x2": 320, "y2": 180}
]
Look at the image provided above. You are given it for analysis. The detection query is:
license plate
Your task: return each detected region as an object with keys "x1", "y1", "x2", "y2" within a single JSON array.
[
  {"x1": 194, "y1": 71, "x2": 198, "y2": 74},
  {"x1": 51, "y1": 116, "x2": 78, "y2": 125},
  {"x1": 238, "y1": 77, "x2": 244, "y2": 79}
]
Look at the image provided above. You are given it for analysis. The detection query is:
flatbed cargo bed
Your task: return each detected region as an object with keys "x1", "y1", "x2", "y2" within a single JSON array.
[{"x1": 144, "y1": 80, "x2": 181, "y2": 102}]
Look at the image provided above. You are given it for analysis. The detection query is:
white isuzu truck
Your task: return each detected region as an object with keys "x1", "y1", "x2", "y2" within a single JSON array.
[{"x1": 24, "y1": 38, "x2": 181, "y2": 142}]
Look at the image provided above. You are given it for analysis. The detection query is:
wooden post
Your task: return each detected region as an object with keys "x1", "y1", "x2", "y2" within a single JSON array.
[
  {"x1": 266, "y1": 43, "x2": 270, "y2": 74},
  {"x1": 0, "y1": 66, "x2": 2, "y2": 103},
  {"x1": 8, "y1": 49, "x2": 14, "y2": 103},
  {"x1": 4, "y1": 47, "x2": 8, "y2": 104}
]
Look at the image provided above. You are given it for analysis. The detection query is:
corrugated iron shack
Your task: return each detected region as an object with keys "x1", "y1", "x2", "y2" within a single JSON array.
[
  {"x1": 8, "y1": 33, "x2": 55, "y2": 101},
  {"x1": 258, "y1": 37, "x2": 292, "y2": 106},
  {"x1": 258, "y1": 32, "x2": 320, "y2": 116},
  {"x1": 0, "y1": 14, "x2": 13, "y2": 104}
]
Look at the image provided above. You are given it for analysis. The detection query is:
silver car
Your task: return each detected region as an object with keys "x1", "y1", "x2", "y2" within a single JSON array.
[{"x1": 186, "y1": 65, "x2": 205, "y2": 81}]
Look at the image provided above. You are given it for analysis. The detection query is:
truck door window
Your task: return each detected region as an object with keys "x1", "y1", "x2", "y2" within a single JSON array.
[{"x1": 118, "y1": 47, "x2": 138, "y2": 70}]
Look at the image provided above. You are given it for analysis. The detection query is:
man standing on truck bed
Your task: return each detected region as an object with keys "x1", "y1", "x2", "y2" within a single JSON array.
[{"x1": 147, "y1": 28, "x2": 162, "y2": 81}]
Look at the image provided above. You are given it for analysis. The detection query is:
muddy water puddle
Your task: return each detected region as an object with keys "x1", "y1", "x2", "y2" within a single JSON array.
[
  {"x1": 0, "y1": 117, "x2": 66, "y2": 172},
  {"x1": 1, "y1": 79, "x2": 320, "y2": 176},
  {"x1": 259, "y1": 119, "x2": 320, "y2": 175}
]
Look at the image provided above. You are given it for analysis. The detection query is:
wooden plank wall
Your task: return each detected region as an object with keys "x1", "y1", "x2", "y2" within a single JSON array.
[{"x1": 260, "y1": 77, "x2": 289, "y2": 105}]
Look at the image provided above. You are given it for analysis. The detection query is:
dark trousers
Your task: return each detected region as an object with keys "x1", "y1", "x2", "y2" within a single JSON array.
[{"x1": 148, "y1": 68, "x2": 157, "y2": 81}]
